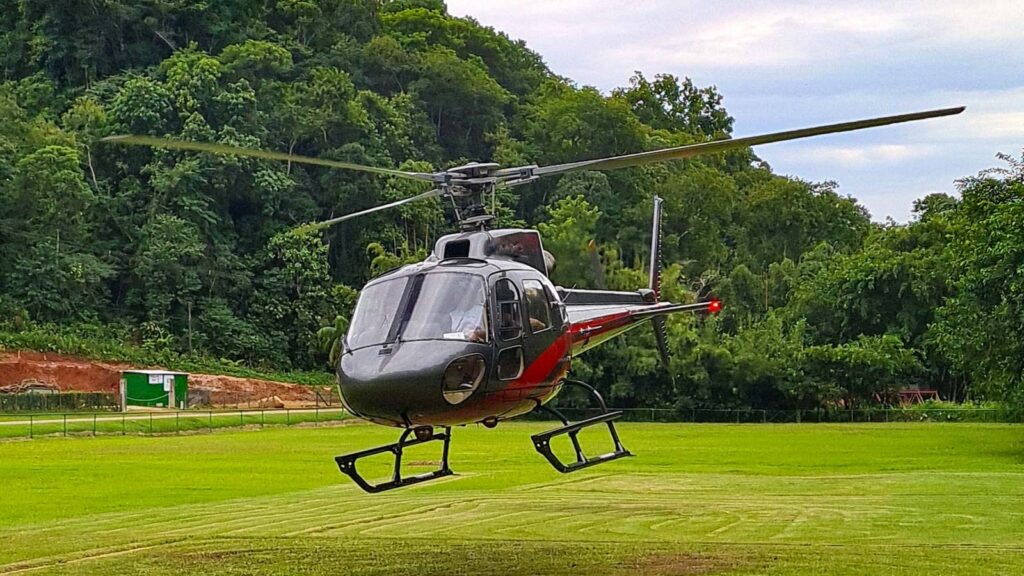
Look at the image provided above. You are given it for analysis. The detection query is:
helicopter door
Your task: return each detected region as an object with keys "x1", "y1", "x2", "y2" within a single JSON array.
[
  {"x1": 492, "y1": 277, "x2": 525, "y2": 381},
  {"x1": 521, "y1": 277, "x2": 559, "y2": 362}
]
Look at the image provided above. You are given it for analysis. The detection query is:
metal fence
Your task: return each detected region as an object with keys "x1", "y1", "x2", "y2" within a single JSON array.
[
  {"x1": 541, "y1": 407, "x2": 1017, "y2": 424},
  {"x1": 0, "y1": 406, "x2": 1016, "y2": 441},
  {"x1": 0, "y1": 392, "x2": 120, "y2": 413},
  {"x1": 0, "y1": 407, "x2": 348, "y2": 439}
]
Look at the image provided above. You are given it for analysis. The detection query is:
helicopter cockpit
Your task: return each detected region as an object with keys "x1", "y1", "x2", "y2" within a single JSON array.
[{"x1": 347, "y1": 270, "x2": 489, "y2": 350}]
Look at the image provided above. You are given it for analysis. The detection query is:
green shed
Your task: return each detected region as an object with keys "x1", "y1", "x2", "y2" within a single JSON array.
[{"x1": 120, "y1": 370, "x2": 188, "y2": 410}]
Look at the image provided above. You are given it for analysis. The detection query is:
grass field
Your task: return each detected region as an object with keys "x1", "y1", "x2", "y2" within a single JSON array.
[{"x1": 1, "y1": 422, "x2": 1022, "y2": 575}]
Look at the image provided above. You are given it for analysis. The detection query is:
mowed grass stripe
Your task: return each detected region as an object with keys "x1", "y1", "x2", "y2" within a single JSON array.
[
  {"x1": 11, "y1": 537, "x2": 1024, "y2": 576},
  {"x1": 2, "y1": 423, "x2": 1022, "y2": 574}
]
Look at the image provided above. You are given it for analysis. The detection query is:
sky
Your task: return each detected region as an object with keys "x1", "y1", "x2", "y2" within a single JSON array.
[{"x1": 445, "y1": 0, "x2": 1024, "y2": 221}]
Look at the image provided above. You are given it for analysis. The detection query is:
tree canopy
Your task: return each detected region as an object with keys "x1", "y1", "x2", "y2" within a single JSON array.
[{"x1": 0, "y1": 0, "x2": 1020, "y2": 415}]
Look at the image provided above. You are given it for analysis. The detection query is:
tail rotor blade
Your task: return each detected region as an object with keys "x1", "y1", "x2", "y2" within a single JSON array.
[{"x1": 652, "y1": 316, "x2": 671, "y2": 370}]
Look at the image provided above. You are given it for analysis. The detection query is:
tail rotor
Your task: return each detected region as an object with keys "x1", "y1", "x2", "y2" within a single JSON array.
[{"x1": 648, "y1": 196, "x2": 671, "y2": 369}]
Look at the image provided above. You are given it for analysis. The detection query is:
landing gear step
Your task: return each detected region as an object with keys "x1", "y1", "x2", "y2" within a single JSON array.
[
  {"x1": 335, "y1": 426, "x2": 453, "y2": 493},
  {"x1": 530, "y1": 380, "x2": 633, "y2": 473}
]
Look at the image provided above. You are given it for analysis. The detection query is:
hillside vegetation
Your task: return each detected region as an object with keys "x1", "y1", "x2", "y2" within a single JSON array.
[{"x1": 0, "y1": 0, "x2": 1021, "y2": 413}]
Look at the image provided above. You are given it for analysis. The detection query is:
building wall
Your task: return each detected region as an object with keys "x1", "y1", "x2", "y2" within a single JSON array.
[
  {"x1": 125, "y1": 373, "x2": 188, "y2": 408},
  {"x1": 174, "y1": 375, "x2": 188, "y2": 409}
]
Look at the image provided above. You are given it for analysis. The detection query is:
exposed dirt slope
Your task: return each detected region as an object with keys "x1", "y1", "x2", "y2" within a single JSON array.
[{"x1": 0, "y1": 351, "x2": 333, "y2": 407}]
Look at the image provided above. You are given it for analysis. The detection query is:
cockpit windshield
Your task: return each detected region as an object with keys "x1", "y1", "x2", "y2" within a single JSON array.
[
  {"x1": 347, "y1": 272, "x2": 487, "y2": 350},
  {"x1": 347, "y1": 277, "x2": 408, "y2": 350},
  {"x1": 401, "y1": 273, "x2": 487, "y2": 343}
]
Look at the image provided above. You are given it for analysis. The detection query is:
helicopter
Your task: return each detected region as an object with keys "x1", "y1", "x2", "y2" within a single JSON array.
[{"x1": 104, "y1": 105, "x2": 964, "y2": 493}]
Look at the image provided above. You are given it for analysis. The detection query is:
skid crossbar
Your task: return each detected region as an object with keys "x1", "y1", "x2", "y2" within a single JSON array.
[{"x1": 335, "y1": 426, "x2": 453, "y2": 493}]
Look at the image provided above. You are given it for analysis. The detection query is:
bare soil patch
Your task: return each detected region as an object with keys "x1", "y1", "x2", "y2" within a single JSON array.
[{"x1": 0, "y1": 351, "x2": 332, "y2": 408}]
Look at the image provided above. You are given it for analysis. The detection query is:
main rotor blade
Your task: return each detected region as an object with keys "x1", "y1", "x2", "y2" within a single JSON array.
[
  {"x1": 101, "y1": 135, "x2": 441, "y2": 183},
  {"x1": 298, "y1": 188, "x2": 446, "y2": 232},
  {"x1": 532, "y1": 106, "x2": 965, "y2": 177}
]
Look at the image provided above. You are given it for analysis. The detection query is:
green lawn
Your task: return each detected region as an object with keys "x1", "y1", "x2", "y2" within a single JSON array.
[{"x1": 1, "y1": 422, "x2": 1021, "y2": 575}]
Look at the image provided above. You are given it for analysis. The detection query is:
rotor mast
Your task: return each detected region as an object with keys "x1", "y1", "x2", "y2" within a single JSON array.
[{"x1": 443, "y1": 161, "x2": 500, "y2": 230}]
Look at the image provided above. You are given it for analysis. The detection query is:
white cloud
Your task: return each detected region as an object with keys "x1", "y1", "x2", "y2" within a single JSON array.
[
  {"x1": 447, "y1": 0, "x2": 1024, "y2": 84},
  {"x1": 770, "y1": 144, "x2": 935, "y2": 168},
  {"x1": 913, "y1": 88, "x2": 1024, "y2": 142},
  {"x1": 605, "y1": 5, "x2": 908, "y2": 70},
  {"x1": 934, "y1": 111, "x2": 1024, "y2": 141},
  {"x1": 443, "y1": 0, "x2": 1024, "y2": 222}
]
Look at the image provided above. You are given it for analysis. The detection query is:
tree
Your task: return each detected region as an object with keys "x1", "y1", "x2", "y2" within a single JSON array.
[
  {"x1": 614, "y1": 72, "x2": 733, "y2": 138},
  {"x1": 252, "y1": 229, "x2": 345, "y2": 367},
  {"x1": 408, "y1": 46, "x2": 512, "y2": 158},
  {"x1": 318, "y1": 315, "x2": 350, "y2": 365},
  {"x1": 932, "y1": 152, "x2": 1024, "y2": 412},
  {"x1": 537, "y1": 196, "x2": 601, "y2": 288},
  {"x1": 736, "y1": 178, "x2": 870, "y2": 267},
  {"x1": 803, "y1": 335, "x2": 921, "y2": 407},
  {"x1": 0, "y1": 145, "x2": 110, "y2": 320},
  {"x1": 128, "y1": 214, "x2": 204, "y2": 341}
]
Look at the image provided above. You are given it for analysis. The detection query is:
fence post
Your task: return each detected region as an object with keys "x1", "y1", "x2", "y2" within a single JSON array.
[
  {"x1": 762, "y1": 410, "x2": 767, "y2": 423},
  {"x1": 176, "y1": 412, "x2": 180, "y2": 435},
  {"x1": 149, "y1": 413, "x2": 153, "y2": 434},
  {"x1": 29, "y1": 414, "x2": 33, "y2": 439},
  {"x1": 286, "y1": 409, "x2": 290, "y2": 426},
  {"x1": 209, "y1": 410, "x2": 213, "y2": 433},
  {"x1": 316, "y1": 406, "x2": 320, "y2": 426},
  {"x1": 122, "y1": 413, "x2": 126, "y2": 435},
  {"x1": 261, "y1": 410, "x2": 265, "y2": 428},
  {"x1": 63, "y1": 414, "x2": 67, "y2": 437},
  {"x1": 93, "y1": 414, "x2": 97, "y2": 436}
]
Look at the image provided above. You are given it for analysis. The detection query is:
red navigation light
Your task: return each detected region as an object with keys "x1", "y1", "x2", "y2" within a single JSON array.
[{"x1": 708, "y1": 299, "x2": 722, "y2": 314}]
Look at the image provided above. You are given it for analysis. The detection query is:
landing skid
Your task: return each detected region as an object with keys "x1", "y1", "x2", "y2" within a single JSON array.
[
  {"x1": 335, "y1": 426, "x2": 453, "y2": 493},
  {"x1": 531, "y1": 380, "x2": 633, "y2": 473}
]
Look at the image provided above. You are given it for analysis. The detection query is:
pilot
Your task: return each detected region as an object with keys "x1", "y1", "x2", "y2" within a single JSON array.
[{"x1": 448, "y1": 297, "x2": 486, "y2": 342}]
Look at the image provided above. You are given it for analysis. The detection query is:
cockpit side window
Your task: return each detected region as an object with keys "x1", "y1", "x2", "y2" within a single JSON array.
[
  {"x1": 522, "y1": 279, "x2": 552, "y2": 333},
  {"x1": 495, "y1": 278, "x2": 522, "y2": 340}
]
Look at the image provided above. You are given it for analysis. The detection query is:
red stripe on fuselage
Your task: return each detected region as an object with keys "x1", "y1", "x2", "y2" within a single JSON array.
[
  {"x1": 509, "y1": 332, "x2": 571, "y2": 391},
  {"x1": 486, "y1": 330, "x2": 571, "y2": 409},
  {"x1": 490, "y1": 311, "x2": 640, "y2": 400},
  {"x1": 569, "y1": 311, "x2": 635, "y2": 350}
]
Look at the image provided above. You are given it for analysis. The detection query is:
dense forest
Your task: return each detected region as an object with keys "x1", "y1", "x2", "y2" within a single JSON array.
[{"x1": 0, "y1": 0, "x2": 1021, "y2": 414}]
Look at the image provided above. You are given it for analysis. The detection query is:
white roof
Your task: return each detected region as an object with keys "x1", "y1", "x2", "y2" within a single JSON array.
[{"x1": 122, "y1": 369, "x2": 188, "y2": 376}]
